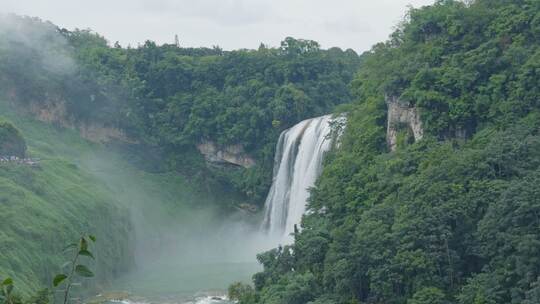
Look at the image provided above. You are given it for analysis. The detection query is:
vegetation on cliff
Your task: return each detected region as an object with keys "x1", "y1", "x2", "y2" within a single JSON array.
[
  {"x1": 0, "y1": 13, "x2": 361, "y2": 297},
  {"x1": 240, "y1": 1, "x2": 540, "y2": 303},
  {"x1": 0, "y1": 14, "x2": 361, "y2": 203},
  {"x1": 2, "y1": 1, "x2": 540, "y2": 303}
]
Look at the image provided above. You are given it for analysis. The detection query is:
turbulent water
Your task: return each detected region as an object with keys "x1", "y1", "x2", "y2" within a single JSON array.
[
  {"x1": 109, "y1": 295, "x2": 231, "y2": 304},
  {"x1": 262, "y1": 115, "x2": 336, "y2": 238}
]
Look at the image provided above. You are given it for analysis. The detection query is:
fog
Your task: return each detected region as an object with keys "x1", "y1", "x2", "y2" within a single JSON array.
[
  {"x1": 0, "y1": 14, "x2": 279, "y2": 300},
  {"x1": 0, "y1": 14, "x2": 76, "y2": 75},
  {"x1": 80, "y1": 150, "x2": 280, "y2": 299}
]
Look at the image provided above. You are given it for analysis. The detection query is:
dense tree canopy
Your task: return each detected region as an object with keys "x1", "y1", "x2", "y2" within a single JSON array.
[
  {"x1": 3, "y1": 1, "x2": 540, "y2": 302},
  {"x1": 241, "y1": 1, "x2": 540, "y2": 303},
  {"x1": 0, "y1": 14, "x2": 361, "y2": 202}
]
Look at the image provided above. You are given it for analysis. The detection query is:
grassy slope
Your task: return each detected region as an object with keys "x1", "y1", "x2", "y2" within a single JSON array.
[
  {"x1": 0, "y1": 102, "x2": 133, "y2": 294},
  {"x1": 0, "y1": 99, "x2": 234, "y2": 296}
]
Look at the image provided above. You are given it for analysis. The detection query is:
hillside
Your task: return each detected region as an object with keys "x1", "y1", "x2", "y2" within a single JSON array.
[
  {"x1": 0, "y1": 13, "x2": 361, "y2": 296},
  {"x1": 0, "y1": 98, "x2": 242, "y2": 295},
  {"x1": 239, "y1": 1, "x2": 540, "y2": 303},
  {"x1": 0, "y1": 16, "x2": 362, "y2": 295},
  {"x1": 0, "y1": 101, "x2": 133, "y2": 294},
  {"x1": 2, "y1": 1, "x2": 540, "y2": 303}
]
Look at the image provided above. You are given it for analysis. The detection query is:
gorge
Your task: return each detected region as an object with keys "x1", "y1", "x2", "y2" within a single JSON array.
[
  {"x1": 2, "y1": 1, "x2": 540, "y2": 303},
  {"x1": 106, "y1": 114, "x2": 340, "y2": 304},
  {"x1": 0, "y1": 15, "x2": 360, "y2": 301}
]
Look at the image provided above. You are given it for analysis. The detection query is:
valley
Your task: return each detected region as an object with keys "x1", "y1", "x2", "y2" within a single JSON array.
[{"x1": 2, "y1": 1, "x2": 540, "y2": 304}]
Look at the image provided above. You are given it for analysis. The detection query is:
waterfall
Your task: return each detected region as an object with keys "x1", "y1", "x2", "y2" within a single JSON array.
[{"x1": 262, "y1": 114, "x2": 336, "y2": 239}]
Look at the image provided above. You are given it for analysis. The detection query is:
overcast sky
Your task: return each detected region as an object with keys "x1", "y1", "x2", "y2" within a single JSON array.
[{"x1": 2, "y1": 0, "x2": 434, "y2": 52}]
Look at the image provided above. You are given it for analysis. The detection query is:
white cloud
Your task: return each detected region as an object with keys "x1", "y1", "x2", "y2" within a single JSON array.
[{"x1": 0, "y1": 0, "x2": 435, "y2": 52}]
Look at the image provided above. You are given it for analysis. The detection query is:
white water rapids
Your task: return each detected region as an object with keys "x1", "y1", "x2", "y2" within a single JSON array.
[
  {"x1": 262, "y1": 114, "x2": 336, "y2": 239},
  {"x1": 109, "y1": 295, "x2": 230, "y2": 304}
]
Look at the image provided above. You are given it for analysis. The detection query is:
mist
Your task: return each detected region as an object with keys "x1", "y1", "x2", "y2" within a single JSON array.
[
  {"x1": 0, "y1": 13, "x2": 299, "y2": 303},
  {"x1": 79, "y1": 149, "x2": 279, "y2": 299},
  {"x1": 0, "y1": 14, "x2": 276, "y2": 301},
  {"x1": 0, "y1": 14, "x2": 76, "y2": 76}
]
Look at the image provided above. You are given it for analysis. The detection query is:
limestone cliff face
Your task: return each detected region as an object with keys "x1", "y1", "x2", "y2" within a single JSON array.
[
  {"x1": 29, "y1": 100, "x2": 133, "y2": 144},
  {"x1": 197, "y1": 141, "x2": 255, "y2": 168},
  {"x1": 386, "y1": 95, "x2": 424, "y2": 151}
]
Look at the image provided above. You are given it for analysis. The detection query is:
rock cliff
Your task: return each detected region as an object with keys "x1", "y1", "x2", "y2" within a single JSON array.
[
  {"x1": 197, "y1": 141, "x2": 255, "y2": 168},
  {"x1": 29, "y1": 100, "x2": 133, "y2": 144},
  {"x1": 386, "y1": 95, "x2": 424, "y2": 151}
]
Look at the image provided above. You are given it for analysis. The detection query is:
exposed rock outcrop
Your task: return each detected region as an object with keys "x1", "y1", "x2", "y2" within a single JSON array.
[
  {"x1": 197, "y1": 141, "x2": 255, "y2": 168},
  {"x1": 386, "y1": 95, "x2": 424, "y2": 151},
  {"x1": 29, "y1": 100, "x2": 133, "y2": 144}
]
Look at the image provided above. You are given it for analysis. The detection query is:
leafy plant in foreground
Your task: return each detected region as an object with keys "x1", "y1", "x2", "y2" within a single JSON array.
[
  {"x1": 53, "y1": 235, "x2": 96, "y2": 304},
  {"x1": 0, "y1": 278, "x2": 15, "y2": 304},
  {"x1": 0, "y1": 235, "x2": 97, "y2": 304}
]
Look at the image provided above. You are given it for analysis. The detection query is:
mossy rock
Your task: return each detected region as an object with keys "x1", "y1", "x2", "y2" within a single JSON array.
[{"x1": 0, "y1": 120, "x2": 27, "y2": 157}]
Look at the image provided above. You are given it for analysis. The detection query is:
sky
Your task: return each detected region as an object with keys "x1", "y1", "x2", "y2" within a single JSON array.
[{"x1": 2, "y1": 0, "x2": 434, "y2": 53}]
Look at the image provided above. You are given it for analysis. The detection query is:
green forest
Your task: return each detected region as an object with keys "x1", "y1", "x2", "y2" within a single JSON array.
[
  {"x1": 0, "y1": 10, "x2": 361, "y2": 301},
  {"x1": 0, "y1": 15, "x2": 361, "y2": 203},
  {"x1": 1, "y1": 0, "x2": 540, "y2": 303},
  {"x1": 234, "y1": 0, "x2": 540, "y2": 303}
]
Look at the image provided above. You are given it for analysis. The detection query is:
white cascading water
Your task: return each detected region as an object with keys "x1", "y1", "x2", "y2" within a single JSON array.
[{"x1": 262, "y1": 114, "x2": 335, "y2": 239}]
